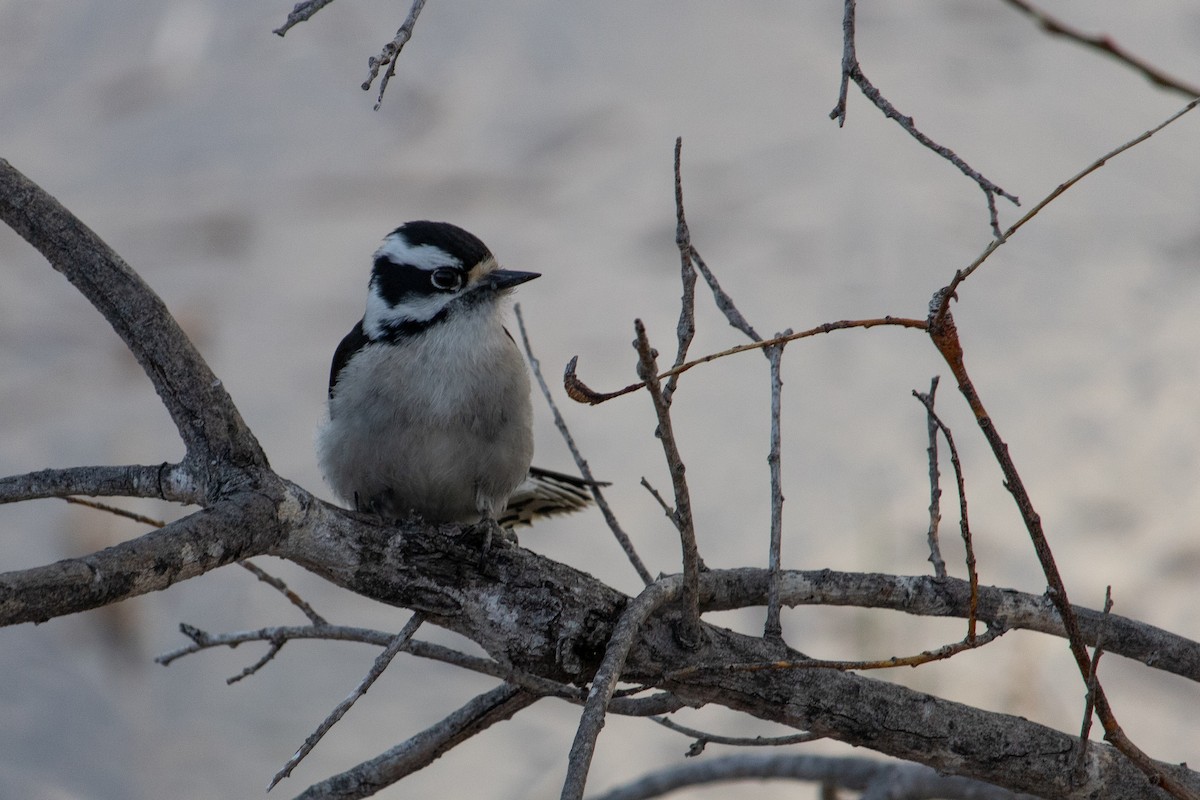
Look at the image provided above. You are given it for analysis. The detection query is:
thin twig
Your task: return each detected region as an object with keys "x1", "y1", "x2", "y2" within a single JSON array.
[
  {"x1": 238, "y1": 560, "x2": 327, "y2": 626},
  {"x1": 292, "y1": 684, "x2": 539, "y2": 800},
  {"x1": 650, "y1": 716, "x2": 821, "y2": 754},
  {"x1": 667, "y1": 624, "x2": 1005, "y2": 681},
  {"x1": 1074, "y1": 586, "x2": 1115, "y2": 780},
  {"x1": 61, "y1": 496, "x2": 165, "y2": 527},
  {"x1": 937, "y1": 97, "x2": 1200, "y2": 326},
  {"x1": 1001, "y1": 0, "x2": 1200, "y2": 99},
  {"x1": 515, "y1": 304, "x2": 654, "y2": 585},
  {"x1": 829, "y1": 0, "x2": 1018, "y2": 237},
  {"x1": 916, "y1": 377, "x2": 947, "y2": 579},
  {"x1": 227, "y1": 635, "x2": 286, "y2": 684},
  {"x1": 273, "y1": 0, "x2": 338, "y2": 36},
  {"x1": 561, "y1": 578, "x2": 683, "y2": 800},
  {"x1": 639, "y1": 477, "x2": 675, "y2": 518},
  {"x1": 664, "y1": 137, "x2": 697, "y2": 406},
  {"x1": 362, "y1": 0, "x2": 427, "y2": 110},
  {"x1": 64, "y1": 499, "x2": 329, "y2": 627},
  {"x1": 634, "y1": 320, "x2": 703, "y2": 648},
  {"x1": 268, "y1": 613, "x2": 425, "y2": 791},
  {"x1": 565, "y1": 316, "x2": 927, "y2": 406},
  {"x1": 691, "y1": 246, "x2": 761, "y2": 343},
  {"x1": 763, "y1": 335, "x2": 788, "y2": 640},
  {"x1": 912, "y1": 385, "x2": 978, "y2": 639}
]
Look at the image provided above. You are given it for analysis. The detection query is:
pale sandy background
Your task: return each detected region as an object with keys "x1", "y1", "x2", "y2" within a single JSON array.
[{"x1": 2, "y1": 2, "x2": 1200, "y2": 798}]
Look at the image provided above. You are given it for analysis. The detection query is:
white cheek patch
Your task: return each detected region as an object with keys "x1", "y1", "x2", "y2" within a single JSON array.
[{"x1": 364, "y1": 288, "x2": 455, "y2": 338}]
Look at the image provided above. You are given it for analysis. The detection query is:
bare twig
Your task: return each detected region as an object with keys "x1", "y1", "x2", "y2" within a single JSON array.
[
  {"x1": 514, "y1": 305, "x2": 654, "y2": 585},
  {"x1": 268, "y1": 613, "x2": 425, "y2": 791},
  {"x1": 633, "y1": 321, "x2": 703, "y2": 648},
  {"x1": 362, "y1": 0, "x2": 427, "y2": 110},
  {"x1": 273, "y1": 0, "x2": 338, "y2": 36},
  {"x1": 561, "y1": 578, "x2": 683, "y2": 800},
  {"x1": 927, "y1": 304, "x2": 1200, "y2": 800},
  {"x1": 916, "y1": 376, "x2": 948, "y2": 579},
  {"x1": 829, "y1": 0, "x2": 1018, "y2": 237},
  {"x1": 1074, "y1": 586, "x2": 1115, "y2": 780},
  {"x1": 238, "y1": 560, "x2": 327, "y2": 626},
  {"x1": 650, "y1": 715, "x2": 820, "y2": 754},
  {"x1": 61, "y1": 497, "x2": 329, "y2": 628},
  {"x1": 639, "y1": 476, "x2": 675, "y2": 518},
  {"x1": 912, "y1": 384, "x2": 978, "y2": 640},
  {"x1": 293, "y1": 684, "x2": 539, "y2": 800},
  {"x1": 60, "y1": 496, "x2": 166, "y2": 527},
  {"x1": 763, "y1": 335, "x2": 788, "y2": 640},
  {"x1": 664, "y1": 137, "x2": 698, "y2": 406},
  {"x1": 666, "y1": 142, "x2": 786, "y2": 640},
  {"x1": 667, "y1": 624, "x2": 1004, "y2": 682},
  {"x1": 690, "y1": 245, "x2": 761, "y2": 343},
  {"x1": 566, "y1": 316, "x2": 927, "y2": 406},
  {"x1": 1002, "y1": 0, "x2": 1200, "y2": 99},
  {"x1": 937, "y1": 97, "x2": 1200, "y2": 325}
]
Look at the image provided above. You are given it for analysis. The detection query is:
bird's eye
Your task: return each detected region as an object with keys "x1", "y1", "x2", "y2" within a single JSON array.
[{"x1": 430, "y1": 268, "x2": 463, "y2": 291}]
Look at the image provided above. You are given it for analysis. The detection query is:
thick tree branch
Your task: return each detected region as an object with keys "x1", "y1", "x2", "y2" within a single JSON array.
[
  {"x1": 590, "y1": 752, "x2": 1042, "y2": 800},
  {"x1": 273, "y1": 515, "x2": 1200, "y2": 799},
  {"x1": 0, "y1": 487, "x2": 284, "y2": 626},
  {"x1": 0, "y1": 463, "x2": 202, "y2": 506},
  {"x1": 0, "y1": 160, "x2": 266, "y2": 479}
]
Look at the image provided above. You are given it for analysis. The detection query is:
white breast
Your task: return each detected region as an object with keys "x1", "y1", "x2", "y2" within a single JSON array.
[{"x1": 316, "y1": 304, "x2": 533, "y2": 522}]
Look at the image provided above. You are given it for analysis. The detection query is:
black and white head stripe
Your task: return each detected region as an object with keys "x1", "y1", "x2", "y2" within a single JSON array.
[{"x1": 364, "y1": 221, "x2": 498, "y2": 340}]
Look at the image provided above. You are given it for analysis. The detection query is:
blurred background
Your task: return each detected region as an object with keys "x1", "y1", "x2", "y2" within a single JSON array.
[{"x1": 1, "y1": 1, "x2": 1199, "y2": 798}]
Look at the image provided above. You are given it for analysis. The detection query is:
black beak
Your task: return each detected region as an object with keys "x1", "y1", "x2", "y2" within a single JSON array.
[{"x1": 485, "y1": 269, "x2": 541, "y2": 291}]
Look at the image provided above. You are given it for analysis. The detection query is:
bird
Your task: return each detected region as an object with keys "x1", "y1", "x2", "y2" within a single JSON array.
[{"x1": 316, "y1": 220, "x2": 594, "y2": 528}]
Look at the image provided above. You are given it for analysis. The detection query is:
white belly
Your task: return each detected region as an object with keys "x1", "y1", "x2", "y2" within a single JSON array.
[{"x1": 316, "y1": 316, "x2": 533, "y2": 522}]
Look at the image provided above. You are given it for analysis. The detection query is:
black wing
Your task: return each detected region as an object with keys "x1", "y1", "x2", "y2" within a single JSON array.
[{"x1": 328, "y1": 320, "x2": 371, "y2": 403}]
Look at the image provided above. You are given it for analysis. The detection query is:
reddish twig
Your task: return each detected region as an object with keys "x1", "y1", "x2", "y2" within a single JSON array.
[
  {"x1": 927, "y1": 301, "x2": 1200, "y2": 800},
  {"x1": 1002, "y1": 0, "x2": 1200, "y2": 99},
  {"x1": 566, "y1": 317, "x2": 927, "y2": 406}
]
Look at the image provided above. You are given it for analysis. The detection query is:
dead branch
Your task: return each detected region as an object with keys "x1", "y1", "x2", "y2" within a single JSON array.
[
  {"x1": 913, "y1": 384, "x2": 979, "y2": 639},
  {"x1": 565, "y1": 316, "x2": 927, "y2": 406},
  {"x1": 291, "y1": 683, "x2": 539, "y2": 800},
  {"x1": 362, "y1": 0, "x2": 428, "y2": 110},
  {"x1": 514, "y1": 304, "x2": 653, "y2": 585},
  {"x1": 829, "y1": 0, "x2": 1019, "y2": 237},
  {"x1": 269, "y1": 613, "x2": 426, "y2": 790},
  {"x1": 561, "y1": 577, "x2": 683, "y2": 800},
  {"x1": 928, "y1": 303, "x2": 1200, "y2": 800},
  {"x1": 273, "y1": 0, "x2": 338, "y2": 37},
  {"x1": 916, "y1": 376, "x2": 948, "y2": 578},
  {"x1": 589, "y1": 753, "x2": 1043, "y2": 800},
  {"x1": 0, "y1": 463, "x2": 201, "y2": 506},
  {"x1": 937, "y1": 98, "x2": 1200, "y2": 324},
  {"x1": 0, "y1": 159, "x2": 266, "y2": 479},
  {"x1": 649, "y1": 716, "x2": 820, "y2": 753},
  {"x1": 1002, "y1": 0, "x2": 1200, "y2": 99}
]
